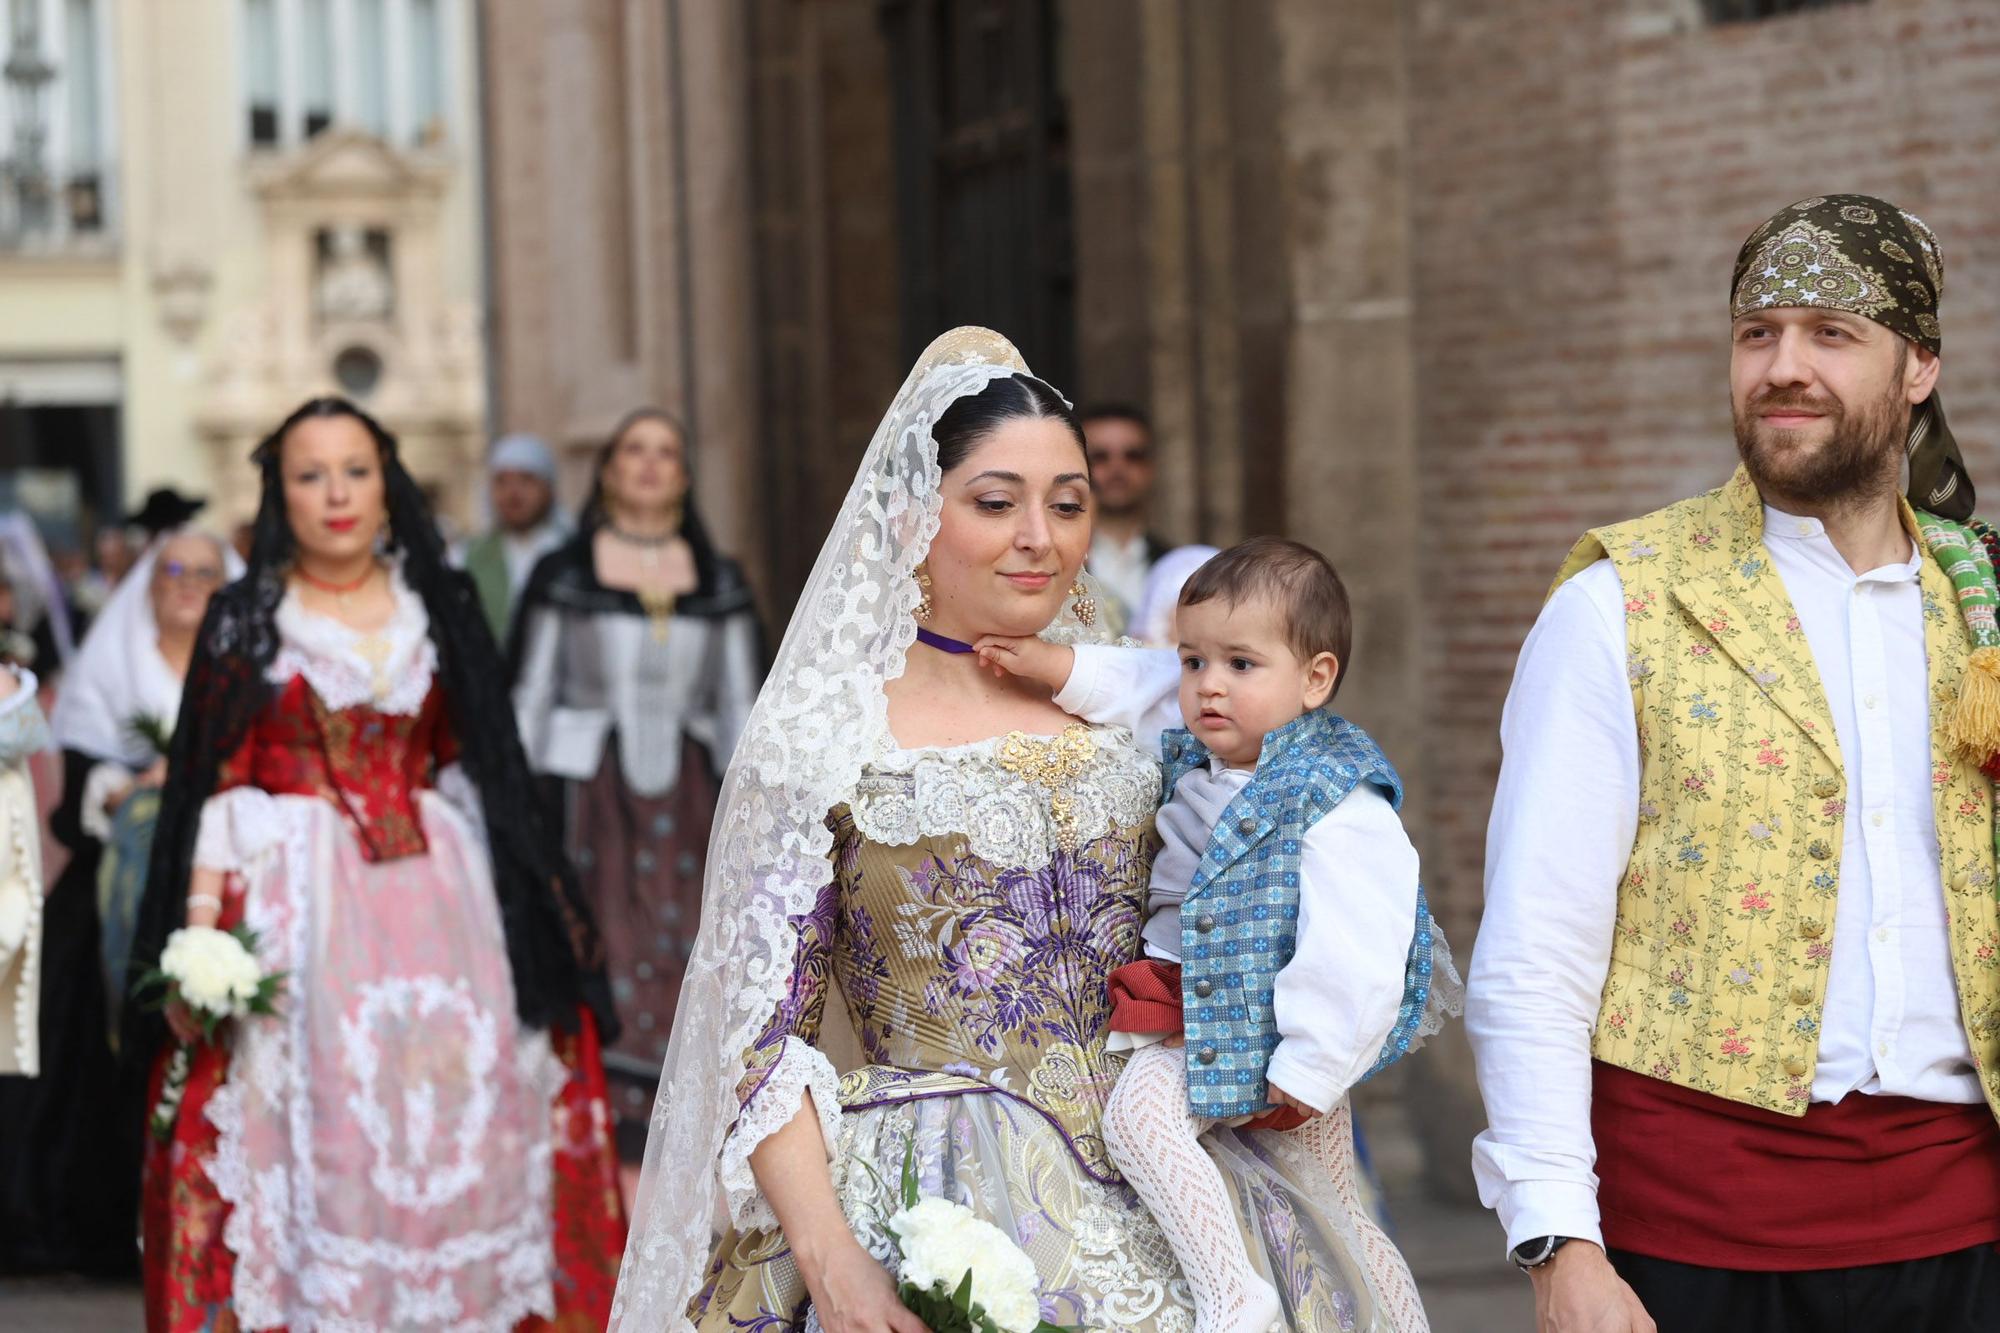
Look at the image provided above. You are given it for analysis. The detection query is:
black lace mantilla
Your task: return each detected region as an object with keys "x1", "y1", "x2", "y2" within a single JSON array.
[{"x1": 125, "y1": 402, "x2": 615, "y2": 1067}]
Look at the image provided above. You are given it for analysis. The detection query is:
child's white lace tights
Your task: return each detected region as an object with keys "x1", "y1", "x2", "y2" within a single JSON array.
[{"x1": 1100, "y1": 1042, "x2": 1429, "y2": 1333}]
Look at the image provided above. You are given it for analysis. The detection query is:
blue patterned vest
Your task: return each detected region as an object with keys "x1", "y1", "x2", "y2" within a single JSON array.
[{"x1": 1165, "y1": 710, "x2": 1440, "y2": 1119}]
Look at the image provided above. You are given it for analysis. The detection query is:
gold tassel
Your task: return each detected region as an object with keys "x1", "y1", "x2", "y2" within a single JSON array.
[{"x1": 1946, "y1": 645, "x2": 2000, "y2": 762}]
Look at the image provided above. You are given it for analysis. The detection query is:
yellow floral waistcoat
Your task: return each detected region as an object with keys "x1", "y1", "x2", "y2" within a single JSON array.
[{"x1": 1554, "y1": 466, "x2": 2000, "y2": 1118}]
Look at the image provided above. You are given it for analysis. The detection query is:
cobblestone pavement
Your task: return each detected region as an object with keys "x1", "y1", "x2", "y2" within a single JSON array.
[{"x1": 0, "y1": 1195, "x2": 1533, "y2": 1333}]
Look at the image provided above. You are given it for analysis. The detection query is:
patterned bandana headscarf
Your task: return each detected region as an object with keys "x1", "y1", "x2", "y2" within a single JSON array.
[{"x1": 1731, "y1": 193, "x2": 1972, "y2": 520}]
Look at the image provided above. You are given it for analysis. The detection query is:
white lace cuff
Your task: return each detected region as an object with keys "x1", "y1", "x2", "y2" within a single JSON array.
[
  {"x1": 717, "y1": 1035, "x2": 842, "y2": 1232},
  {"x1": 193, "y1": 787, "x2": 285, "y2": 874},
  {"x1": 78, "y1": 761, "x2": 131, "y2": 844}
]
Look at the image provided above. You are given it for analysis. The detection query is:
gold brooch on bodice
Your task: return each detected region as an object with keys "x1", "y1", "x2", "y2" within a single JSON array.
[{"x1": 995, "y1": 724, "x2": 1100, "y2": 853}]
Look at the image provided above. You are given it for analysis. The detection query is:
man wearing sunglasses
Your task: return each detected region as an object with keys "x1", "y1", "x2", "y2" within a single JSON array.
[{"x1": 1081, "y1": 403, "x2": 1169, "y2": 630}]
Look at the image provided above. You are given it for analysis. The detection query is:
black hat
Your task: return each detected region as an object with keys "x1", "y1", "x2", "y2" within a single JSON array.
[{"x1": 124, "y1": 487, "x2": 207, "y2": 536}]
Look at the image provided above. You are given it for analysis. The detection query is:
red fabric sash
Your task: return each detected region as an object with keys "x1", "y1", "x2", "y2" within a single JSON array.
[
  {"x1": 1593, "y1": 1059, "x2": 2000, "y2": 1271},
  {"x1": 1107, "y1": 959, "x2": 1309, "y2": 1133}
]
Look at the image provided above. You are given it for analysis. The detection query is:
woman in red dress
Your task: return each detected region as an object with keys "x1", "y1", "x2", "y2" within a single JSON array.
[{"x1": 126, "y1": 398, "x2": 625, "y2": 1333}]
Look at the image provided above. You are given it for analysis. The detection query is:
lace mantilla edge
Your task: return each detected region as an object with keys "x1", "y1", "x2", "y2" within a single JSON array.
[
  {"x1": 719, "y1": 1034, "x2": 843, "y2": 1233},
  {"x1": 1415, "y1": 927, "x2": 1466, "y2": 1043},
  {"x1": 850, "y1": 725, "x2": 1160, "y2": 871}
]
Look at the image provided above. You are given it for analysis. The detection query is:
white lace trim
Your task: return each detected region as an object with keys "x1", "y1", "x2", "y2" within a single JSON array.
[
  {"x1": 206, "y1": 794, "x2": 559, "y2": 1332},
  {"x1": 0, "y1": 765, "x2": 42, "y2": 1074},
  {"x1": 193, "y1": 786, "x2": 286, "y2": 874},
  {"x1": 270, "y1": 564, "x2": 436, "y2": 715},
  {"x1": 718, "y1": 1034, "x2": 842, "y2": 1232},
  {"x1": 1416, "y1": 927, "x2": 1466, "y2": 1045},
  {"x1": 850, "y1": 725, "x2": 1159, "y2": 871},
  {"x1": 78, "y1": 760, "x2": 132, "y2": 844}
]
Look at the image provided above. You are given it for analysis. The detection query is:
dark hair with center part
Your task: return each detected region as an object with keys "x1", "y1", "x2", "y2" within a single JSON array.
[
  {"x1": 1179, "y1": 536, "x2": 1353, "y2": 699},
  {"x1": 932, "y1": 373, "x2": 1086, "y2": 473},
  {"x1": 582, "y1": 406, "x2": 725, "y2": 598}
]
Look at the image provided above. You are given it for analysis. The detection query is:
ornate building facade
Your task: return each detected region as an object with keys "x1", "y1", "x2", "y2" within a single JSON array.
[{"x1": 0, "y1": 0, "x2": 488, "y2": 540}]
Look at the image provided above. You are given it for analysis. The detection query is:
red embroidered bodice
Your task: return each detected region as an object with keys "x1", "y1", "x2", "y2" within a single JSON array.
[{"x1": 212, "y1": 674, "x2": 460, "y2": 862}]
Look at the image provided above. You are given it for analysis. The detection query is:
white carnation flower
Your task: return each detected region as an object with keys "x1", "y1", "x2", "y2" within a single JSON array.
[
  {"x1": 889, "y1": 1197, "x2": 1044, "y2": 1333},
  {"x1": 161, "y1": 926, "x2": 265, "y2": 1019}
]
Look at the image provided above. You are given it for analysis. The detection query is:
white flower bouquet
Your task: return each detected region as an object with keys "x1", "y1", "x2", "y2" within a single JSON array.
[
  {"x1": 872, "y1": 1140, "x2": 1072, "y2": 1333},
  {"x1": 141, "y1": 924, "x2": 284, "y2": 1037},
  {"x1": 136, "y1": 924, "x2": 286, "y2": 1139}
]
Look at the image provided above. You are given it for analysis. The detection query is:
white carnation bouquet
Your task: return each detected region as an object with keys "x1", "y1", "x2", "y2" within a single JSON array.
[
  {"x1": 866, "y1": 1139, "x2": 1072, "y2": 1333},
  {"x1": 137, "y1": 924, "x2": 286, "y2": 1138}
]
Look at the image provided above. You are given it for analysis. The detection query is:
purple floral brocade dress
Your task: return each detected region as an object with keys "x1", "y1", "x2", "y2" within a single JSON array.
[{"x1": 690, "y1": 724, "x2": 1383, "y2": 1332}]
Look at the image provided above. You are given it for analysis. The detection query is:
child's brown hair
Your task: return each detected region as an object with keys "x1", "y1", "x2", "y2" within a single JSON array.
[{"x1": 1178, "y1": 536, "x2": 1352, "y2": 697}]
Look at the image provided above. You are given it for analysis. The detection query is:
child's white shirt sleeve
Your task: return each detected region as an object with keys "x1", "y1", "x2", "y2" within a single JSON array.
[
  {"x1": 1052, "y1": 643, "x2": 1182, "y2": 751},
  {"x1": 1266, "y1": 783, "x2": 1419, "y2": 1114}
]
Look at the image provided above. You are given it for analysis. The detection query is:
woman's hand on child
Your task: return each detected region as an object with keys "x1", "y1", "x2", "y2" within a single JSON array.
[
  {"x1": 1266, "y1": 1081, "x2": 1322, "y2": 1119},
  {"x1": 973, "y1": 636, "x2": 1075, "y2": 691}
]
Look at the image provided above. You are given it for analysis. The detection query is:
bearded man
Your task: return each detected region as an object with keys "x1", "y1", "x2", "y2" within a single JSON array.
[{"x1": 1469, "y1": 193, "x2": 2000, "y2": 1331}]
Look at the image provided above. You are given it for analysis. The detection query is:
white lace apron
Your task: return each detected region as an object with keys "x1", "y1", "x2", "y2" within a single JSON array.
[{"x1": 196, "y1": 577, "x2": 568, "y2": 1332}]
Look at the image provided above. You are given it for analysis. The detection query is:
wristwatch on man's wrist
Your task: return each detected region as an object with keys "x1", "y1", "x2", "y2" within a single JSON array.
[{"x1": 1508, "y1": 1235, "x2": 1574, "y2": 1271}]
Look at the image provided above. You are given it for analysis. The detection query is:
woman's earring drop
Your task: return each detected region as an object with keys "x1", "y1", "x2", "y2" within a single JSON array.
[
  {"x1": 1070, "y1": 579, "x2": 1098, "y2": 628},
  {"x1": 915, "y1": 566, "x2": 934, "y2": 622}
]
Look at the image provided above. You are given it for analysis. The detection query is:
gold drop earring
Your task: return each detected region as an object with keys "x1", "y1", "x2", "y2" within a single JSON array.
[
  {"x1": 914, "y1": 565, "x2": 935, "y2": 621},
  {"x1": 1069, "y1": 579, "x2": 1097, "y2": 628}
]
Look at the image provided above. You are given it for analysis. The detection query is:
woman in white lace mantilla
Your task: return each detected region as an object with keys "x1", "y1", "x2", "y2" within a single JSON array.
[
  {"x1": 128, "y1": 398, "x2": 627, "y2": 1333},
  {"x1": 612, "y1": 329, "x2": 1410, "y2": 1333}
]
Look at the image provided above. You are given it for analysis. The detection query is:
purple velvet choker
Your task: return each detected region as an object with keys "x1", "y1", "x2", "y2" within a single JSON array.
[{"x1": 915, "y1": 626, "x2": 977, "y2": 655}]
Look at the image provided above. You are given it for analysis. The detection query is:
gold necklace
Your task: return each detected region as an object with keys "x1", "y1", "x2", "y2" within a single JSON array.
[{"x1": 611, "y1": 522, "x2": 677, "y2": 643}]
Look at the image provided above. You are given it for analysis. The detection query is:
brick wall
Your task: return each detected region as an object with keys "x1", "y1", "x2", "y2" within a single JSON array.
[{"x1": 1406, "y1": 0, "x2": 2000, "y2": 942}]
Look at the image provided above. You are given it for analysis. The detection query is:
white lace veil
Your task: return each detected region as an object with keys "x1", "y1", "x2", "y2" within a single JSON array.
[
  {"x1": 49, "y1": 528, "x2": 244, "y2": 767},
  {"x1": 612, "y1": 327, "x2": 1109, "y2": 1329}
]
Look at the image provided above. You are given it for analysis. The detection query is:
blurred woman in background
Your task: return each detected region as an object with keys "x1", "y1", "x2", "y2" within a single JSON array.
[
  {"x1": 52, "y1": 526, "x2": 243, "y2": 1032},
  {"x1": 511, "y1": 408, "x2": 761, "y2": 1156},
  {"x1": 0, "y1": 525, "x2": 238, "y2": 1277}
]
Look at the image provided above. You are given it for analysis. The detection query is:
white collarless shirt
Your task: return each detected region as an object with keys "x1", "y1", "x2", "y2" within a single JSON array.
[
  {"x1": 1087, "y1": 531, "x2": 1153, "y2": 623},
  {"x1": 1467, "y1": 504, "x2": 1980, "y2": 1252}
]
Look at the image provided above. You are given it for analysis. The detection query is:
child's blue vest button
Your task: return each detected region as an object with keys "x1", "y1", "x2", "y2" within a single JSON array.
[
  {"x1": 1196, "y1": 1046, "x2": 1217, "y2": 1065},
  {"x1": 1193, "y1": 978, "x2": 1214, "y2": 998},
  {"x1": 1194, "y1": 913, "x2": 1215, "y2": 933},
  {"x1": 1236, "y1": 817, "x2": 1257, "y2": 835}
]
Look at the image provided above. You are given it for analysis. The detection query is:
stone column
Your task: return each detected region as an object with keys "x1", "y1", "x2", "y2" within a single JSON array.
[
  {"x1": 482, "y1": 0, "x2": 761, "y2": 587},
  {"x1": 673, "y1": 0, "x2": 761, "y2": 580},
  {"x1": 1271, "y1": 0, "x2": 1481, "y2": 1198},
  {"x1": 1064, "y1": 0, "x2": 1290, "y2": 549}
]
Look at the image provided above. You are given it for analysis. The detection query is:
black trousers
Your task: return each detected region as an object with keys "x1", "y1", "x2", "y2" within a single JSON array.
[{"x1": 1610, "y1": 1245, "x2": 2000, "y2": 1333}]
